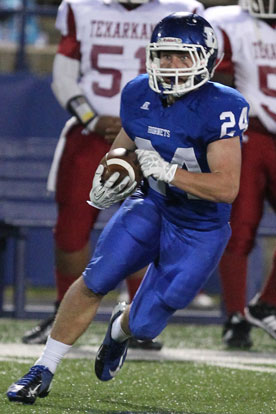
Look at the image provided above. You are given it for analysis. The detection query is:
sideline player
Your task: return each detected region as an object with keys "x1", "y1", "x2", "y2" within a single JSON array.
[
  {"x1": 7, "y1": 12, "x2": 249, "y2": 404},
  {"x1": 22, "y1": 0, "x2": 205, "y2": 347},
  {"x1": 205, "y1": 0, "x2": 276, "y2": 349}
]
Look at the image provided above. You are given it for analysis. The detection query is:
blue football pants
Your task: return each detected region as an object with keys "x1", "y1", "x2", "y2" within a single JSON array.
[{"x1": 83, "y1": 195, "x2": 231, "y2": 340}]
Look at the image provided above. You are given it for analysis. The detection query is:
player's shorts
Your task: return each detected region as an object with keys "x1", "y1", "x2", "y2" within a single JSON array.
[
  {"x1": 54, "y1": 122, "x2": 110, "y2": 252},
  {"x1": 83, "y1": 192, "x2": 231, "y2": 338}
]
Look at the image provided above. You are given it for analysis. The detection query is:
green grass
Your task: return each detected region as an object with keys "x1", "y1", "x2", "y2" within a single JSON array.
[
  {"x1": 2, "y1": 318, "x2": 276, "y2": 352},
  {"x1": 1, "y1": 359, "x2": 276, "y2": 414},
  {"x1": 1, "y1": 319, "x2": 276, "y2": 413}
]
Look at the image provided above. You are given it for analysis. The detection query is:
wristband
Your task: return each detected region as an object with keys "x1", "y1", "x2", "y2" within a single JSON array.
[{"x1": 67, "y1": 96, "x2": 97, "y2": 126}]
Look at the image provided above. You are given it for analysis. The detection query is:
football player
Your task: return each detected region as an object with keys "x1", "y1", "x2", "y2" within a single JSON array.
[
  {"x1": 205, "y1": 0, "x2": 276, "y2": 349},
  {"x1": 7, "y1": 12, "x2": 248, "y2": 403},
  {"x1": 21, "y1": 0, "x2": 205, "y2": 347}
]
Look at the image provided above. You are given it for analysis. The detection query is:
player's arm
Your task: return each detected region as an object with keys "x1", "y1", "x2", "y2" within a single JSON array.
[
  {"x1": 51, "y1": 3, "x2": 98, "y2": 128},
  {"x1": 171, "y1": 137, "x2": 241, "y2": 203},
  {"x1": 51, "y1": 5, "x2": 121, "y2": 142},
  {"x1": 52, "y1": 52, "x2": 121, "y2": 142},
  {"x1": 109, "y1": 128, "x2": 137, "y2": 152},
  {"x1": 136, "y1": 136, "x2": 241, "y2": 204},
  {"x1": 52, "y1": 53, "x2": 98, "y2": 126}
]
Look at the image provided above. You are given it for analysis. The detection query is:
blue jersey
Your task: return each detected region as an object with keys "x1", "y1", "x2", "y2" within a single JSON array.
[{"x1": 120, "y1": 74, "x2": 249, "y2": 230}]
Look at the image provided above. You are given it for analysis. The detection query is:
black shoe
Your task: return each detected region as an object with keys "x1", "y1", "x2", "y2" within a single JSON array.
[
  {"x1": 7, "y1": 365, "x2": 53, "y2": 404},
  {"x1": 95, "y1": 302, "x2": 129, "y2": 382},
  {"x1": 128, "y1": 337, "x2": 163, "y2": 351},
  {"x1": 22, "y1": 302, "x2": 59, "y2": 345},
  {"x1": 245, "y1": 301, "x2": 276, "y2": 340},
  {"x1": 222, "y1": 312, "x2": 253, "y2": 349}
]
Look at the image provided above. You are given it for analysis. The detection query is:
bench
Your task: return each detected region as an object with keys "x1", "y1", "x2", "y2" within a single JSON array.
[{"x1": 0, "y1": 136, "x2": 57, "y2": 318}]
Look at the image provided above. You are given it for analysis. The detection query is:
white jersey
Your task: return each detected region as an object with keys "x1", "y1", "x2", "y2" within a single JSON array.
[
  {"x1": 205, "y1": 5, "x2": 276, "y2": 134},
  {"x1": 55, "y1": 0, "x2": 204, "y2": 117}
]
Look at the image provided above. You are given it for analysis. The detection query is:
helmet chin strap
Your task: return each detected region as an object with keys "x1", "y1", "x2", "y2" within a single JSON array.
[{"x1": 211, "y1": 52, "x2": 225, "y2": 78}]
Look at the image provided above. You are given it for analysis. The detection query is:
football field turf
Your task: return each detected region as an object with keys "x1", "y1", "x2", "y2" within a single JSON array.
[{"x1": 1, "y1": 319, "x2": 276, "y2": 414}]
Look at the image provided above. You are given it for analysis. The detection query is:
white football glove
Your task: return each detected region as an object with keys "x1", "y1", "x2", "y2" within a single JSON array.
[
  {"x1": 88, "y1": 164, "x2": 137, "y2": 209},
  {"x1": 136, "y1": 149, "x2": 178, "y2": 184}
]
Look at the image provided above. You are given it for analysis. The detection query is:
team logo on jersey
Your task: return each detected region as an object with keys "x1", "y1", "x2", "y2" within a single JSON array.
[
  {"x1": 148, "y1": 126, "x2": 170, "y2": 138},
  {"x1": 140, "y1": 101, "x2": 151, "y2": 110}
]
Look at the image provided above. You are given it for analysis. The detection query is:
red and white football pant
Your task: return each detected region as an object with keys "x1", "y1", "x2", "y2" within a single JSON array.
[
  {"x1": 219, "y1": 118, "x2": 276, "y2": 315},
  {"x1": 53, "y1": 122, "x2": 109, "y2": 302}
]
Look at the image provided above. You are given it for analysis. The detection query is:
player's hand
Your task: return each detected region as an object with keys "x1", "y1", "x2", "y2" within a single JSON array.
[
  {"x1": 89, "y1": 116, "x2": 122, "y2": 144},
  {"x1": 136, "y1": 149, "x2": 178, "y2": 184},
  {"x1": 88, "y1": 164, "x2": 137, "y2": 209}
]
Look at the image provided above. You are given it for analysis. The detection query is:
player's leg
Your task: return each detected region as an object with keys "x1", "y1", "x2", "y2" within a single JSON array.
[
  {"x1": 95, "y1": 220, "x2": 231, "y2": 381},
  {"x1": 22, "y1": 125, "x2": 153, "y2": 345},
  {"x1": 245, "y1": 250, "x2": 276, "y2": 339},
  {"x1": 46, "y1": 197, "x2": 159, "y2": 375},
  {"x1": 21, "y1": 125, "x2": 109, "y2": 344},
  {"x1": 91, "y1": 197, "x2": 162, "y2": 381},
  {"x1": 53, "y1": 125, "x2": 110, "y2": 298},
  {"x1": 21, "y1": 205, "x2": 95, "y2": 345},
  {"x1": 8, "y1": 196, "x2": 160, "y2": 403},
  {"x1": 129, "y1": 221, "x2": 231, "y2": 340},
  {"x1": 126, "y1": 269, "x2": 146, "y2": 303},
  {"x1": 219, "y1": 129, "x2": 266, "y2": 348},
  {"x1": 125, "y1": 267, "x2": 163, "y2": 350},
  {"x1": 245, "y1": 134, "x2": 276, "y2": 338},
  {"x1": 257, "y1": 251, "x2": 276, "y2": 306}
]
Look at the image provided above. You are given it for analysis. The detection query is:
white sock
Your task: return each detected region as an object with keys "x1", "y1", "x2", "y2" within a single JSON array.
[
  {"x1": 111, "y1": 314, "x2": 131, "y2": 343},
  {"x1": 34, "y1": 336, "x2": 72, "y2": 374}
]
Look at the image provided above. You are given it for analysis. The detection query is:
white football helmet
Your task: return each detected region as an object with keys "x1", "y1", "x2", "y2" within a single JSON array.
[{"x1": 240, "y1": 0, "x2": 276, "y2": 18}]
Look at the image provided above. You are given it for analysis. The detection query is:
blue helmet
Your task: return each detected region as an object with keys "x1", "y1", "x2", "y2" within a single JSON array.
[{"x1": 146, "y1": 12, "x2": 218, "y2": 96}]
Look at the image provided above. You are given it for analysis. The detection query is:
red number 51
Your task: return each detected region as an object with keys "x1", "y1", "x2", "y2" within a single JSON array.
[{"x1": 91, "y1": 45, "x2": 146, "y2": 98}]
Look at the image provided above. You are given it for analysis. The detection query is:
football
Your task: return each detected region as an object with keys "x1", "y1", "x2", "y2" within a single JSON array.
[{"x1": 100, "y1": 148, "x2": 143, "y2": 187}]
